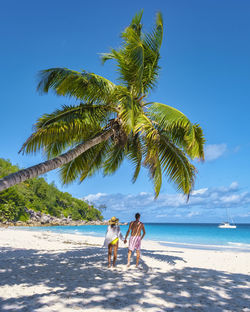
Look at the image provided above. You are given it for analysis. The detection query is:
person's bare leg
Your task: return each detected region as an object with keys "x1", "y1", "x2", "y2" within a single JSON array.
[
  {"x1": 113, "y1": 243, "x2": 118, "y2": 267},
  {"x1": 136, "y1": 250, "x2": 140, "y2": 267},
  {"x1": 108, "y1": 244, "x2": 112, "y2": 268},
  {"x1": 127, "y1": 250, "x2": 132, "y2": 267}
]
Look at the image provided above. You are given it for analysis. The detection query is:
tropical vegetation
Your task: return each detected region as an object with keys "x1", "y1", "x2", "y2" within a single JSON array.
[
  {"x1": 0, "y1": 158, "x2": 103, "y2": 222},
  {"x1": 0, "y1": 11, "x2": 205, "y2": 198}
]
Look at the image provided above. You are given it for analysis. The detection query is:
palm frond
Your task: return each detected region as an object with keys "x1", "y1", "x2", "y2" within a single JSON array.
[
  {"x1": 60, "y1": 140, "x2": 111, "y2": 184},
  {"x1": 134, "y1": 113, "x2": 159, "y2": 141},
  {"x1": 130, "y1": 10, "x2": 143, "y2": 35},
  {"x1": 43, "y1": 141, "x2": 68, "y2": 159},
  {"x1": 159, "y1": 134, "x2": 196, "y2": 196},
  {"x1": 103, "y1": 143, "x2": 125, "y2": 176},
  {"x1": 140, "y1": 12, "x2": 163, "y2": 92},
  {"x1": 143, "y1": 12, "x2": 163, "y2": 53},
  {"x1": 115, "y1": 38, "x2": 145, "y2": 94},
  {"x1": 19, "y1": 104, "x2": 108, "y2": 155},
  {"x1": 148, "y1": 102, "x2": 191, "y2": 130},
  {"x1": 100, "y1": 52, "x2": 116, "y2": 65},
  {"x1": 148, "y1": 102, "x2": 205, "y2": 159},
  {"x1": 186, "y1": 124, "x2": 205, "y2": 160},
  {"x1": 126, "y1": 133, "x2": 142, "y2": 183},
  {"x1": 37, "y1": 68, "x2": 116, "y2": 103},
  {"x1": 35, "y1": 103, "x2": 112, "y2": 129},
  {"x1": 119, "y1": 96, "x2": 143, "y2": 133},
  {"x1": 101, "y1": 12, "x2": 145, "y2": 95},
  {"x1": 100, "y1": 12, "x2": 163, "y2": 96},
  {"x1": 143, "y1": 141, "x2": 162, "y2": 198}
]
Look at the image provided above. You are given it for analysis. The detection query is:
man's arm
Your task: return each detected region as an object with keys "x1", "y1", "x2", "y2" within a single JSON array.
[
  {"x1": 124, "y1": 222, "x2": 132, "y2": 244},
  {"x1": 141, "y1": 224, "x2": 146, "y2": 240}
]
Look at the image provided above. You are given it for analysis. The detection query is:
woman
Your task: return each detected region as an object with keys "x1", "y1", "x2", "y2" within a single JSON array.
[{"x1": 103, "y1": 216, "x2": 124, "y2": 268}]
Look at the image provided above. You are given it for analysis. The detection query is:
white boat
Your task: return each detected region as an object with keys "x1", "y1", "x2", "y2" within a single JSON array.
[
  {"x1": 218, "y1": 222, "x2": 236, "y2": 229},
  {"x1": 218, "y1": 208, "x2": 237, "y2": 229}
]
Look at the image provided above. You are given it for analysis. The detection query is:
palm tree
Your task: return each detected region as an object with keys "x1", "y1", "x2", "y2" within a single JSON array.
[{"x1": 0, "y1": 11, "x2": 205, "y2": 197}]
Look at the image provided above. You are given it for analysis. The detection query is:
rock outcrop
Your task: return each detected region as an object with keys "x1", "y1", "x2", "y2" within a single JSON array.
[{"x1": 0, "y1": 208, "x2": 109, "y2": 227}]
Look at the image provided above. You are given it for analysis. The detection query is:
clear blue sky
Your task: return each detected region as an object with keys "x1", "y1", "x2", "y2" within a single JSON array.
[{"x1": 1, "y1": 0, "x2": 249, "y2": 222}]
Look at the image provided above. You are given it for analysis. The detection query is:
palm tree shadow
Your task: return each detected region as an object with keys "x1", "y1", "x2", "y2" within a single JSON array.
[
  {"x1": 141, "y1": 249, "x2": 186, "y2": 265},
  {"x1": 0, "y1": 246, "x2": 249, "y2": 311}
]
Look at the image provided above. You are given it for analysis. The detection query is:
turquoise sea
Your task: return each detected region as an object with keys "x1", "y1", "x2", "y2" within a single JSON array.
[{"x1": 20, "y1": 223, "x2": 250, "y2": 252}]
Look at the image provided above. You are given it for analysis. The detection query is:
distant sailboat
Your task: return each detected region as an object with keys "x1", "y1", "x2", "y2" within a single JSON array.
[
  {"x1": 218, "y1": 222, "x2": 236, "y2": 229},
  {"x1": 218, "y1": 208, "x2": 236, "y2": 229}
]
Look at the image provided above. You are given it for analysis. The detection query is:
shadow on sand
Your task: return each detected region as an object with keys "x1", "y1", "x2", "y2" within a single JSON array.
[{"x1": 0, "y1": 246, "x2": 249, "y2": 311}]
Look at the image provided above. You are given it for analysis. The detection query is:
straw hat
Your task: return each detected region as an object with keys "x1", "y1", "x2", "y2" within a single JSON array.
[{"x1": 109, "y1": 216, "x2": 119, "y2": 225}]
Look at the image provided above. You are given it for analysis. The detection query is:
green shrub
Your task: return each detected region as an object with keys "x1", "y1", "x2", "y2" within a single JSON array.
[{"x1": 0, "y1": 158, "x2": 103, "y2": 222}]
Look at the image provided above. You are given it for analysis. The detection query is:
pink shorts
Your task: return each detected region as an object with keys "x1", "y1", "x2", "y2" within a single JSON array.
[{"x1": 128, "y1": 236, "x2": 141, "y2": 251}]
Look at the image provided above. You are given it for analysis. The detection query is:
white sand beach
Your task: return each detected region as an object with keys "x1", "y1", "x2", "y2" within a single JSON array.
[{"x1": 0, "y1": 228, "x2": 250, "y2": 312}]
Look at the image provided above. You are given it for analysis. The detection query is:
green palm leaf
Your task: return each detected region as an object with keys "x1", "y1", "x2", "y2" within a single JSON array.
[
  {"x1": 141, "y1": 12, "x2": 163, "y2": 92},
  {"x1": 143, "y1": 12, "x2": 163, "y2": 53},
  {"x1": 144, "y1": 142, "x2": 162, "y2": 197},
  {"x1": 19, "y1": 104, "x2": 109, "y2": 155},
  {"x1": 37, "y1": 68, "x2": 116, "y2": 103},
  {"x1": 36, "y1": 103, "x2": 112, "y2": 129},
  {"x1": 129, "y1": 10, "x2": 143, "y2": 35},
  {"x1": 60, "y1": 140, "x2": 111, "y2": 184},
  {"x1": 159, "y1": 134, "x2": 196, "y2": 196},
  {"x1": 126, "y1": 133, "x2": 142, "y2": 183},
  {"x1": 148, "y1": 102, "x2": 205, "y2": 159},
  {"x1": 103, "y1": 143, "x2": 125, "y2": 176}
]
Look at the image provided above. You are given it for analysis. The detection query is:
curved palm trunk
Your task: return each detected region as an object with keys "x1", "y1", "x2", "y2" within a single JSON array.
[{"x1": 0, "y1": 129, "x2": 113, "y2": 192}]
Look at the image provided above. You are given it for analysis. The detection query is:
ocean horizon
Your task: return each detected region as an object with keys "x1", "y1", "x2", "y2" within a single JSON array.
[{"x1": 17, "y1": 223, "x2": 250, "y2": 252}]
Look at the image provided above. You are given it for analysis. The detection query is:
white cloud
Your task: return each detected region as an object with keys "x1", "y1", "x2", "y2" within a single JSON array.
[
  {"x1": 221, "y1": 194, "x2": 240, "y2": 203},
  {"x1": 229, "y1": 182, "x2": 238, "y2": 190},
  {"x1": 205, "y1": 144, "x2": 227, "y2": 161},
  {"x1": 191, "y1": 188, "x2": 208, "y2": 195},
  {"x1": 84, "y1": 192, "x2": 107, "y2": 202},
  {"x1": 82, "y1": 181, "x2": 250, "y2": 222}
]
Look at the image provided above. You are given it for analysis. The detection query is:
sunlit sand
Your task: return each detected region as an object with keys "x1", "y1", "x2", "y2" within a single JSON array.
[{"x1": 0, "y1": 228, "x2": 249, "y2": 311}]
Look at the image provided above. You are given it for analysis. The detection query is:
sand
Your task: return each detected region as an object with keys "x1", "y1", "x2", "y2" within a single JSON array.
[{"x1": 0, "y1": 228, "x2": 250, "y2": 312}]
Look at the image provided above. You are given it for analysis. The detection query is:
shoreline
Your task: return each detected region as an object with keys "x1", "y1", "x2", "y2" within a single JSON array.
[
  {"x1": 1, "y1": 227, "x2": 250, "y2": 268},
  {"x1": 1, "y1": 228, "x2": 250, "y2": 311},
  {"x1": 159, "y1": 240, "x2": 250, "y2": 253},
  {"x1": 8, "y1": 224, "x2": 250, "y2": 253}
]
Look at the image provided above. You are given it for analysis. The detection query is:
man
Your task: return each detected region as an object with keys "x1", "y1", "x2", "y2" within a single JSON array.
[{"x1": 124, "y1": 213, "x2": 146, "y2": 267}]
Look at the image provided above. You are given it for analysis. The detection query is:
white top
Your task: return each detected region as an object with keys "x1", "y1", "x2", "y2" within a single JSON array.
[{"x1": 103, "y1": 225, "x2": 124, "y2": 247}]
